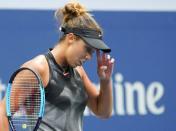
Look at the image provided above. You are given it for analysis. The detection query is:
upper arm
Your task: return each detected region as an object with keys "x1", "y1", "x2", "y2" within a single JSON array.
[
  {"x1": 0, "y1": 55, "x2": 48, "y2": 131},
  {"x1": 76, "y1": 66, "x2": 100, "y2": 114},
  {"x1": 21, "y1": 55, "x2": 49, "y2": 87}
]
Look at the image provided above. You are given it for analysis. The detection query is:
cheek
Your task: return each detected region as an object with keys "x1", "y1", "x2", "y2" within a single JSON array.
[
  {"x1": 66, "y1": 47, "x2": 83, "y2": 64},
  {"x1": 73, "y1": 51, "x2": 85, "y2": 61},
  {"x1": 70, "y1": 44, "x2": 86, "y2": 58},
  {"x1": 66, "y1": 40, "x2": 88, "y2": 65}
]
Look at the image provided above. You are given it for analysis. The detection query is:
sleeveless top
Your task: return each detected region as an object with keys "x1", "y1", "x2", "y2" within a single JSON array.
[{"x1": 38, "y1": 49, "x2": 88, "y2": 131}]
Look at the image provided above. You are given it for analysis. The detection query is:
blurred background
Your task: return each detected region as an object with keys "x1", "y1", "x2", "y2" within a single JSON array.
[{"x1": 0, "y1": 0, "x2": 176, "y2": 131}]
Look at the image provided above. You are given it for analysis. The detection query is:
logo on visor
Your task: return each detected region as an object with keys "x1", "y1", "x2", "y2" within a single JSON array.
[{"x1": 98, "y1": 34, "x2": 102, "y2": 38}]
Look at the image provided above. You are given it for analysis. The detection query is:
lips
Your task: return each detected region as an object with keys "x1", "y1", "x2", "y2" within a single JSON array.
[
  {"x1": 75, "y1": 59, "x2": 86, "y2": 67},
  {"x1": 79, "y1": 61, "x2": 83, "y2": 66},
  {"x1": 78, "y1": 60, "x2": 85, "y2": 66}
]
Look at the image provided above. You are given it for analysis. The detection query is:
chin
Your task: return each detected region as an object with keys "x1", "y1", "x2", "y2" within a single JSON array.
[
  {"x1": 72, "y1": 65, "x2": 77, "y2": 68},
  {"x1": 70, "y1": 64, "x2": 77, "y2": 68}
]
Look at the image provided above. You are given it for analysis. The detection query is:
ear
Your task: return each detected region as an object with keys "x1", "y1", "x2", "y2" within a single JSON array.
[{"x1": 66, "y1": 33, "x2": 75, "y2": 45}]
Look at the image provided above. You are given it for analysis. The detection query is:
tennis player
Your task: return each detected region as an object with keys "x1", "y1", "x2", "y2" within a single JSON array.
[{"x1": 0, "y1": 1, "x2": 115, "y2": 131}]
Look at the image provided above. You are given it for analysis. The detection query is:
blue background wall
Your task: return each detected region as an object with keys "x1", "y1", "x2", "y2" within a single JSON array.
[{"x1": 0, "y1": 10, "x2": 176, "y2": 131}]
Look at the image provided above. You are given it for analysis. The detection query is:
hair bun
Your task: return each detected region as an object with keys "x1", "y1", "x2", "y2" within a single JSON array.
[
  {"x1": 56, "y1": 2, "x2": 87, "y2": 23},
  {"x1": 55, "y1": 2, "x2": 101, "y2": 34},
  {"x1": 64, "y1": 3, "x2": 86, "y2": 17}
]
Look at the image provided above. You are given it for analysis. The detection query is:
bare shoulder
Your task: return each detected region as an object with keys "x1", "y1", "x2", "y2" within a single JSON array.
[{"x1": 21, "y1": 55, "x2": 47, "y2": 75}]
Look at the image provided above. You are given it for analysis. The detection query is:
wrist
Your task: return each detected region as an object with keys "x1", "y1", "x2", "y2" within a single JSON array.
[{"x1": 100, "y1": 78, "x2": 111, "y2": 85}]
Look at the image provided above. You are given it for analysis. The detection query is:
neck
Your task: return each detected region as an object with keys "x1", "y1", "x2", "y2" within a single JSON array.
[{"x1": 51, "y1": 42, "x2": 68, "y2": 68}]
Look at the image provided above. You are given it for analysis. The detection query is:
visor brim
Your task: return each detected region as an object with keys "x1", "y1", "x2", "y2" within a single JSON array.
[{"x1": 81, "y1": 36, "x2": 111, "y2": 53}]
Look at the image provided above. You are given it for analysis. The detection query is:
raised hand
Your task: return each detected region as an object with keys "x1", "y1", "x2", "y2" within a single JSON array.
[{"x1": 96, "y1": 50, "x2": 115, "y2": 81}]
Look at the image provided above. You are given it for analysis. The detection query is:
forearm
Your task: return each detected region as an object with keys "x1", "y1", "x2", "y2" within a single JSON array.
[
  {"x1": 97, "y1": 78, "x2": 113, "y2": 118},
  {"x1": 0, "y1": 100, "x2": 9, "y2": 131},
  {"x1": 0, "y1": 114, "x2": 9, "y2": 131}
]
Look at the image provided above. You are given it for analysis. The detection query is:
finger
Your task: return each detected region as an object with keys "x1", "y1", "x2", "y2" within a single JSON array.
[
  {"x1": 107, "y1": 54, "x2": 111, "y2": 63},
  {"x1": 106, "y1": 57, "x2": 115, "y2": 73},
  {"x1": 100, "y1": 65, "x2": 108, "y2": 70},
  {"x1": 96, "y1": 50, "x2": 102, "y2": 66},
  {"x1": 104, "y1": 54, "x2": 111, "y2": 67},
  {"x1": 110, "y1": 58, "x2": 115, "y2": 64},
  {"x1": 102, "y1": 53, "x2": 107, "y2": 65}
]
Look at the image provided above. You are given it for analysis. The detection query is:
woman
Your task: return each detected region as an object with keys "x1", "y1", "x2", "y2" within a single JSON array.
[{"x1": 0, "y1": 2, "x2": 115, "y2": 131}]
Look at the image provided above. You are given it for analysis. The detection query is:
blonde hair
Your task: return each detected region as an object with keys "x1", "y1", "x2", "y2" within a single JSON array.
[{"x1": 55, "y1": 2, "x2": 102, "y2": 41}]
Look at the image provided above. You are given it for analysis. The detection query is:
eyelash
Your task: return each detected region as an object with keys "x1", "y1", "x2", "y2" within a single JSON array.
[{"x1": 86, "y1": 47, "x2": 94, "y2": 55}]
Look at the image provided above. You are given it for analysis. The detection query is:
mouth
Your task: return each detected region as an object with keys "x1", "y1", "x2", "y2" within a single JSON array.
[
  {"x1": 79, "y1": 61, "x2": 83, "y2": 66},
  {"x1": 78, "y1": 60, "x2": 85, "y2": 66}
]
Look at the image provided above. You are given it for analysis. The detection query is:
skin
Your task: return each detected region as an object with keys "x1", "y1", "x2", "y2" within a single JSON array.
[{"x1": 0, "y1": 33, "x2": 115, "y2": 131}]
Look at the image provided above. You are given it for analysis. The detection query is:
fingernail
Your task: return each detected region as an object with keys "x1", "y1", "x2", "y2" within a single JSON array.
[
  {"x1": 111, "y1": 58, "x2": 115, "y2": 63},
  {"x1": 101, "y1": 66, "x2": 107, "y2": 70},
  {"x1": 107, "y1": 54, "x2": 110, "y2": 59}
]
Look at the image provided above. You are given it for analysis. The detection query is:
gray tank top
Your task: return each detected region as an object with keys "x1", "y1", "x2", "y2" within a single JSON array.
[{"x1": 38, "y1": 49, "x2": 88, "y2": 131}]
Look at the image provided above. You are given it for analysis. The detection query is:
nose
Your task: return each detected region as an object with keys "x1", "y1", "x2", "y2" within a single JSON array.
[{"x1": 85, "y1": 53, "x2": 92, "y2": 60}]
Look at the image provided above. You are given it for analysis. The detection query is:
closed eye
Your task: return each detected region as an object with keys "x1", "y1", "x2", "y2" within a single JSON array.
[{"x1": 85, "y1": 45, "x2": 95, "y2": 56}]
